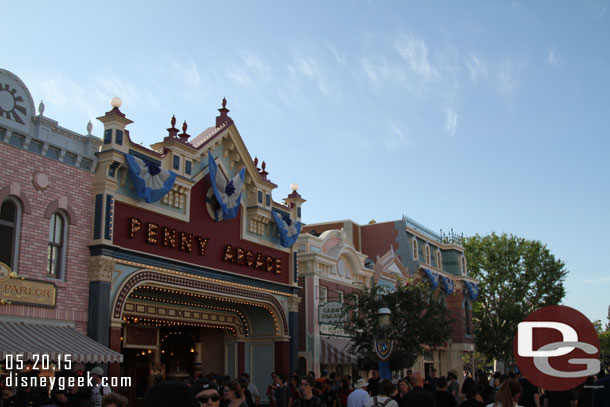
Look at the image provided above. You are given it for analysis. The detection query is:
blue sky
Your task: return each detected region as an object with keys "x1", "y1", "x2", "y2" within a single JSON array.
[{"x1": 3, "y1": 1, "x2": 609, "y2": 324}]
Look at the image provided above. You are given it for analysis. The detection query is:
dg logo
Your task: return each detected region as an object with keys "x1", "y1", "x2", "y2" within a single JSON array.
[{"x1": 514, "y1": 305, "x2": 600, "y2": 391}]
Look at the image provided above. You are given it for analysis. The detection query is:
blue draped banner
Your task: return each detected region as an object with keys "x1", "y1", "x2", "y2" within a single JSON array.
[{"x1": 125, "y1": 154, "x2": 176, "y2": 203}]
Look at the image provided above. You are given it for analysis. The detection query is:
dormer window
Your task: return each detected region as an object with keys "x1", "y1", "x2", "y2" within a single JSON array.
[
  {"x1": 173, "y1": 155, "x2": 180, "y2": 171},
  {"x1": 412, "y1": 238, "x2": 418, "y2": 260},
  {"x1": 425, "y1": 244, "x2": 431, "y2": 265},
  {"x1": 461, "y1": 255, "x2": 467, "y2": 275},
  {"x1": 436, "y1": 250, "x2": 442, "y2": 271}
]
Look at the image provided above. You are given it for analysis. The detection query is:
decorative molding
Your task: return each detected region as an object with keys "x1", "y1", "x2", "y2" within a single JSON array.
[
  {"x1": 0, "y1": 183, "x2": 31, "y2": 214},
  {"x1": 44, "y1": 196, "x2": 77, "y2": 225},
  {"x1": 89, "y1": 256, "x2": 114, "y2": 282},
  {"x1": 287, "y1": 295, "x2": 301, "y2": 313}
]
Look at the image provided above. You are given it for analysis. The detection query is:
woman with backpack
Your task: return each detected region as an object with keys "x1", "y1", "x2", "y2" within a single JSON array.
[{"x1": 365, "y1": 380, "x2": 398, "y2": 407}]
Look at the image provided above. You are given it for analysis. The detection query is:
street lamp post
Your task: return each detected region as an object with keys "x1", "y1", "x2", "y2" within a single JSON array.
[{"x1": 375, "y1": 307, "x2": 394, "y2": 380}]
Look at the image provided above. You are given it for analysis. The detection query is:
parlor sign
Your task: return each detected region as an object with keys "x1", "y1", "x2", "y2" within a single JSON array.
[{"x1": 0, "y1": 262, "x2": 57, "y2": 307}]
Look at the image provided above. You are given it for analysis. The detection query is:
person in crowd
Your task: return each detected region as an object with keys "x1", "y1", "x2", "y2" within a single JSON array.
[
  {"x1": 293, "y1": 376, "x2": 326, "y2": 407},
  {"x1": 434, "y1": 377, "x2": 456, "y2": 407},
  {"x1": 475, "y1": 372, "x2": 492, "y2": 406},
  {"x1": 224, "y1": 380, "x2": 249, "y2": 407},
  {"x1": 338, "y1": 379, "x2": 352, "y2": 407},
  {"x1": 365, "y1": 380, "x2": 397, "y2": 407},
  {"x1": 393, "y1": 379, "x2": 408, "y2": 406},
  {"x1": 344, "y1": 377, "x2": 353, "y2": 392},
  {"x1": 485, "y1": 380, "x2": 521, "y2": 407},
  {"x1": 515, "y1": 377, "x2": 538, "y2": 407},
  {"x1": 308, "y1": 372, "x2": 317, "y2": 380},
  {"x1": 320, "y1": 380, "x2": 338, "y2": 407},
  {"x1": 542, "y1": 389, "x2": 577, "y2": 407},
  {"x1": 101, "y1": 393, "x2": 128, "y2": 407},
  {"x1": 592, "y1": 373, "x2": 610, "y2": 407},
  {"x1": 459, "y1": 379, "x2": 484, "y2": 407},
  {"x1": 400, "y1": 371, "x2": 436, "y2": 407},
  {"x1": 241, "y1": 373, "x2": 261, "y2": 407},
  {"x1": 268, "y1": 373, "x2": 280, "y2": 407},
  {"x1": 193, "y1": 379, "x2": 221, "y2": 407},
  {"x1": 424, "y1": 368, "x2": 439, "y2": 393},
  {"x1": 0, "y1": 385, "x2": 13, "y2": 407},
  {"x1": 273, "y1": 374, "x2": 291, "y2": 407},
  {"x1": 347, "y1": 379, "x2": 369, "y2": 407},
  {"x1": 238, "y1": 377, "x2": 256, "y2": 407},
  {"x1": 90, "y1": 367, "x2": 111, "y2": 407},
  {"x1": 317, "y1": 371, "x2": 329, "y2": 385},
  {"x1": 142, "y1": 381, "x2": 199, "y2": 407},
  {"x1": 367, "y1": 371, "x2": 381, "y2": 397},
  {"x1": 289, "y1": 375, "x2": 302, "y2": 407},
  {"x1": 446, "y1": 371, "x2": 459, "y2": 406},
  {"x1": 40, "y1": 389, "x2": 71, "y2": 407}
]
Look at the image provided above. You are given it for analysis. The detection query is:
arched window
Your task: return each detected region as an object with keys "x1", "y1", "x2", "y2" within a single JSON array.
[
  {"x1": 47, "y1": 212, "x2": 67, "y2": 278},
  {"x1": 436, "y1": 250, "x2": 442, "y2": 271},
  {"x1": 412, "y1": 238, "x2": 418, "y2": 260},
  {"x1": 0, "y1": 198, "x2": 21, "y2": 270},
  {"x1": 461, "y1": 256, "x2": 467, "y2": 276},
  {"x1": 425, "y1": 244, "x2": 431, "y2": 265},
  {"x1": 464, "y1": 300, "x2": 472, "y2": 335}
]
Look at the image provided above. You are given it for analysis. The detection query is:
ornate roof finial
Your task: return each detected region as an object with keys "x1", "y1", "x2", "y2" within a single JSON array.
[
  {"x1": 253, "y1": 156, "x2": 259, "y2": 170},
  {"x1": 216, "y1": 97, "x2": 231, "y2": 127},
  {"x1": 260, "y1": 161, "x2": 269, "y2": 179},
  {"x1": 38, "y1": 100, "x2": 45, "y2": 116},
  {"x1": 166, "y1": 115, "x2": 179, "y2": 139},
  {"x1": 179, "y1": 120, "x2": 190, "y2": 142},
  {"x1": 87, "y1": 120, "x2": 93, "y2": 136}
]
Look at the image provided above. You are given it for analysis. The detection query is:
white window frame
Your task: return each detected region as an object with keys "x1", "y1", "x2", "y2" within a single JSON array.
[{"x1": 0, "y1": 197, "x2": 22, "y2": 273}]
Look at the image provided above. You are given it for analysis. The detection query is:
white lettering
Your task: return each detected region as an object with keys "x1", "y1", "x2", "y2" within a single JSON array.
[{"x1": 518, "y1": 321, "x2": 578, "y2": 357}]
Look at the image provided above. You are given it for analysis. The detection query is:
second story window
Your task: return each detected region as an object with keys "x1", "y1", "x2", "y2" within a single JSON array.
[
  {"x1": 47, "y1": 212, "x2": 66, "y2": 278},
  {"x1": 319, "y1": 285, "x2": 328, "y2": 304},
  {"x1": 412, "y1": 238, "x2": 418, "y2": 260},
  {"x1": 436, "y1": 250, "x2": 442, "y2": 270},
  {"x1": 0, "y1": 198, "x2": 21, "y2": 270},
  {"x1": 173, "y1": 155, "x2": 180, "y2": 171},
  {"x1": 425, "y1": 244, "x2": 431, "y2": 265}
]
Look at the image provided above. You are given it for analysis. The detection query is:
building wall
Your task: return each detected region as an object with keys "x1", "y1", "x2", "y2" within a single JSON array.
[
  {"x1": 0, "y1": 142, "x2": 94, "y2": 333},
  {"x1": 360, "y1": 221, "x2": 399, "y2": 260}
]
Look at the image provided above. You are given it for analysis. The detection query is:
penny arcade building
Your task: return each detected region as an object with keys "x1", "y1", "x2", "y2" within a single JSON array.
[{"x1": 90, "y1": 97, "x2": 303, "y2": 399}]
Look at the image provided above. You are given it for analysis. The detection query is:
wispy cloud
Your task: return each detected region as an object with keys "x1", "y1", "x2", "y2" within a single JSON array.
[
  {"x1": 584, "y1": 275, "x2": 610, "y2": 284},
  {"x1": 325, "y1": 41, "x2": 346, "y2": 65},
  {"x1": 394, "y1": 34, "x2": 440, "y2": 82},
  {"x1": 227, "y1": 53, "x2": 271, "y2": 87},
  {"x1": 171, "y1": 60, "x2": 201, "y2": 88},
  {"x1": 466, "y1": 53, "x2": 488, "y2": 83},
  {"x1": 385, "y1": 120, "x2": 411, "y2": 149},
  {"x1": 444, "y1": 107, "x2": 458, "y2": 137},
  {"x1": 495, "y1": 59, "x2": 521, "y2": 96},
  {"x1": 288, "y1": 50, "x2": 330, "y2": 96}
]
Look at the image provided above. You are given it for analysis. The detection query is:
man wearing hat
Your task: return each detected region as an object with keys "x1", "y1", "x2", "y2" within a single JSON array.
[
  {"x1": 90, "y1": 367, "x2": 111, "y2": 407},
  {"x1": 193, "y1": 379, "x2": 221, "y2": 407},
  {"x1": 347, "y1": 379, "x2": 369, "y2": 407}
]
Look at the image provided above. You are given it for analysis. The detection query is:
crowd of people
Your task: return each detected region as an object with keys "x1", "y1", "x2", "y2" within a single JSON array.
[{"x1": 2, "y1": 368, "x2": 608, "y2": 407}]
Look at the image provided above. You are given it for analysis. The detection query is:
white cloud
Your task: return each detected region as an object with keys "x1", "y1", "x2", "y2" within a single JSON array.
[
  {"x1": 324, "y1": 41, "x2": 346, "y2": 65},
  {"x1": 385, "y1": 120, "x2": 411, "y2": 149},
  {"x1": 172, "y1": 60, "x2": 201, "y2": 88},
  {"x1": 466, "y1": 53, "x2": 488, "y2": 84},
  {"x1": 288, "y1": 51, "x2": 330, "y2": 96},
  {"x1": 584, "y1": 275, "x2": 610, "y2": 284},
  {"x1": 496, "y1": 59, "x2": 521, "y2": 96},
  {"x1": 444, "y1": 107, "x2": 458, "y2": 137},
  {"x1": 394, "y1": 34, "x2": 439, "y2": 82},
  {"x1": 227, "y1": 53, "x2": 271, "y2": 87}
]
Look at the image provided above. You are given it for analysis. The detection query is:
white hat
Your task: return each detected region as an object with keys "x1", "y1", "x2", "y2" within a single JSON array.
[
  {"x1": 91, "y1": 367, "x2": 104, "y2": 376},
  {"x1": 355, "y1": 378, "x2": 368, "y2": 388}
]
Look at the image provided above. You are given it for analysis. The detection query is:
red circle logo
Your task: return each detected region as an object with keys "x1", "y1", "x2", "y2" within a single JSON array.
[{"x1": 514, "y1": 305, "x2": 600, "y2": 391}]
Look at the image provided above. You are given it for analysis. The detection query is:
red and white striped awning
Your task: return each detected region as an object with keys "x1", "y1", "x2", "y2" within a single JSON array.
[
  {"x1": 0, "y1": 321, "x2": 123, "y2": 363},
  {"x1": 320, "y1": 336, "x2": 357, "y2": 365}
]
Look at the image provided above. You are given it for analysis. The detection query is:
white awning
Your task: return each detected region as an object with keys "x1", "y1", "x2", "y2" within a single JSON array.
[
  {"x1": 320, "y1": 336, "x2": 357, "y2": 365},
  {"x1": 0, "y1": 321, "x2": 123, "y2": 363}
]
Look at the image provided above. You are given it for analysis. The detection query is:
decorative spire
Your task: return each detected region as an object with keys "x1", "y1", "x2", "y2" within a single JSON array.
[
  {"x1": 87, "y1": 120, "x2": 93, "y2": 136},
  {"x1": 166, "y1": 115, "x2": 179, "y2": 139},
  {"x1": 216, "y1": 97, "x2": 231, "y2": 127},
  {"x1": 260, "y1": 161, "x2": 268, "y2": 179},
  {"x1": 253, "y1": 157, "x2": 260, "y2": 171},
  {"x1": 179, "y1": 120, "x2": 190, "y2": 142},
  {"x1": 38, "y1": 100, "x2": 45, "y2": 116}
]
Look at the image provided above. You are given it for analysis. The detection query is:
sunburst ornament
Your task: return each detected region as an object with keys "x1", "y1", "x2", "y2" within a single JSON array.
[{"x1": 0, "y1": 83, "x2": 27, "y2": 125}]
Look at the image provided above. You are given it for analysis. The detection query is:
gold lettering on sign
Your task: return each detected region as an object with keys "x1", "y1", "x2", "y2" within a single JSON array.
[
  {"x1": 129, "y1": 217, "x2": 142, "y2": 238},
  {"x1": 1, "y1": 277, "x2": 56, "y2": 307},
  {"x1": 196, "y1": 237, "x2": 209, "y2": 256},
  {"x1": 179, "y1": 232, "x2": 193, "y2": 253},
  {"x1": 146, "y1": 223, "x2": 159, "y2": 244},
  {"x1": 162, "y1": 227, "x2": 177, "y2": 248}
]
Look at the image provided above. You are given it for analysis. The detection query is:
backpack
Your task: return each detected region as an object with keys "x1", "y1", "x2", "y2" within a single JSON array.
[{"x1": 372, "y1": 396, "x2": 392, "y2": 407}]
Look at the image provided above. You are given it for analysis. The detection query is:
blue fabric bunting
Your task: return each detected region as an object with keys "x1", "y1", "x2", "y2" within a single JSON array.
[
  {"x1": 423, "y1": 268, "x2": 439, "y2": 290},
  {"x1": 272, "y1": 210, "x2": 302, "y2": 248},
  {"x1": 465, "y1": 281, "x2": 479, "y2": 301},
  {"x1": 440, "y1": 275, "x2": 454, "y2": 295},
  {"x1": 208, "y1": 154, "x2": 245, "y2": 221},
  {"x1": 125, "y1": 154, "x2": 176, "y2": 203}
]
